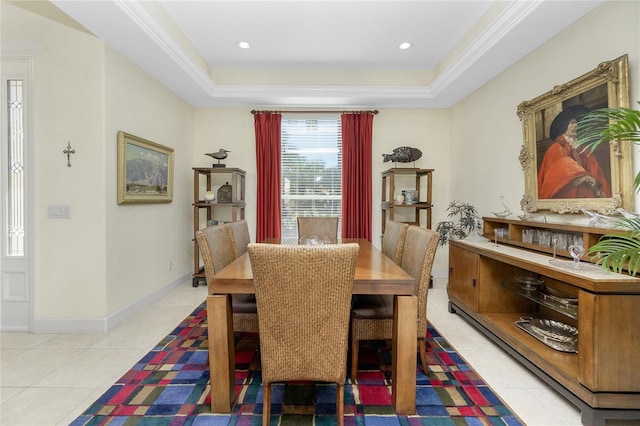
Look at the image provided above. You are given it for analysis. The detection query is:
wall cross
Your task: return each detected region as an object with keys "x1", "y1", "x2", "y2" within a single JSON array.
[{"x1": 63, "y1": 141, "x2": 75, "y2": 167}]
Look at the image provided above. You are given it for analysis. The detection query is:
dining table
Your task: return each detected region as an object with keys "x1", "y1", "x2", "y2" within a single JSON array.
[{"x1": 206, "y1": 238, "x2": 417, "y2": 415}]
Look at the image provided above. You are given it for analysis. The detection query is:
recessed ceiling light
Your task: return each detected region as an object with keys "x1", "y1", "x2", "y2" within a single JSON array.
[
  {"x1": 237, "y1": 41, "x2": 251, "y2": 49},
  {"x1": 398, "y1": 42, "x2": 412, "y2": 50}
]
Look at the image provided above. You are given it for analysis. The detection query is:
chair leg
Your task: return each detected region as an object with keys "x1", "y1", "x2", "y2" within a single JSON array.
[
  {"x1": 350, "y1": 338, "x2": 359, "y2": 382},
  {"x1": 336, "y1": 382, "x2": 344, "y2": 426},
  {"x1": 418, "y1": 338, "x2": 428, "y2": 373},
  {"x1": 262, "y1": 382, "x2": 271, "y2": 426}
]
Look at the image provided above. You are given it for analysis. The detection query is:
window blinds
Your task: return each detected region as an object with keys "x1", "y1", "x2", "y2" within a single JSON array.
[{"x1": 281, "y1": 115, "x2": 342, "y2": 240}]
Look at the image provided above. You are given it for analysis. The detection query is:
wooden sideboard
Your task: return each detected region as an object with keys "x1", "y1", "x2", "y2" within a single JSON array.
[{"x1": 448, "y1": 217, "x2": 640, "y2": 425}]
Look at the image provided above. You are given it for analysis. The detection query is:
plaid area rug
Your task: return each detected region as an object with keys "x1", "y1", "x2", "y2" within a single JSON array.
[{"x1": 71, "y1": 303, "x2": 523, "y2": 425}]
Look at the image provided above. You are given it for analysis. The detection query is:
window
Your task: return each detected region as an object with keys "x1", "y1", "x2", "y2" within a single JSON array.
[
  {"x1": 6, "y1": 79, "x2": 25, "y2": 256},
  {"x1": 281, "y1": 115, "x2": 342, "y2": 240}
]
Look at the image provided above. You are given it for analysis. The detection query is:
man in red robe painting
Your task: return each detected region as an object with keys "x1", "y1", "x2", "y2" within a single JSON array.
[{"x1": 537, "y1": 105, "x2": 611, "y2": 199}]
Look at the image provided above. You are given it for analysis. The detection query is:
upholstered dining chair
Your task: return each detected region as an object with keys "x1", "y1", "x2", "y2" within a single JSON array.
[
  {"x1": 297, "y1": 216, "x2": 339, "y2": 244},
  {"x1": 195, "y1": 224, "x2": 259, "y2": 334},
  {"x1": 247, "y1": 242, "x2": 359, "y2": 426},
  {"x1": 381, "y1": 220, "x2": 409, "y2": 265},
  {"x1": 350, "y1": 225, "x2": 439, "y2": 381}
]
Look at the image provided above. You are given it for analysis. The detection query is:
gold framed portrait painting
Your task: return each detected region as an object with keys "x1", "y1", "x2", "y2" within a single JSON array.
[
  {"x1": 517, "y1": 54, "x2": 633, "y2": 215},
  {"x1": 117, "y1": 131, "x2": 174, "y2": 205}
]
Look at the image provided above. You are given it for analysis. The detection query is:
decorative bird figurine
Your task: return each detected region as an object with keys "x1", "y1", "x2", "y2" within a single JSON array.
[
  {"x1": 580, "y1": 207, "x2": 620, "y2": 228},
  {"x1": 492, "y1": 195, "x2": 512, "y2": 218},
  {"x1": 205, "y1": 149, "x2": 230, "y2": 168}
]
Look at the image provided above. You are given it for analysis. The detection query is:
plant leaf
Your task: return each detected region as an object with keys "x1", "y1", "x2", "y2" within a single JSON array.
[
  {"x1": 588, "y1": 221, "x2": 640, "y2": 275},
  {"x1": 576, "y1": 103, "x2": 640, "y2": 192}
]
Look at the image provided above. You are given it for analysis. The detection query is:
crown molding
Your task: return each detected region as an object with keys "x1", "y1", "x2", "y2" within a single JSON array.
[
  {"x1": 430, "y1": 1, "x2": 540, "y2": 95},
  {"x1": 114, "y1": 0, "x2": 216, "y2": 96},
  {"x1": 206, "y1": 84, "x2": 436, "y2": 108}
]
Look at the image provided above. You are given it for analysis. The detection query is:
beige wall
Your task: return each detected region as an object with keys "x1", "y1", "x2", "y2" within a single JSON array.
[
  {"x1": 2, "y1": 2, "x2": 193, "y2": 330},
  {"x1": 192, "y1": 108, "x2": 451, "y2": 253},
  {"x1": 450, "y1": 0, "x2": 640, "y2": 221},
  {"x1": 3, "y1": 3, "x2": 108, "y2": 323},
  {"x1": 193, "y1": 108, "x2": 257, "y2": 229},
  {"x1": 104, "y1": 47, "x2": 193, "y2": 317},
  {"x1": 372, "y1": 109, "x2": 451, "y2": 273}
]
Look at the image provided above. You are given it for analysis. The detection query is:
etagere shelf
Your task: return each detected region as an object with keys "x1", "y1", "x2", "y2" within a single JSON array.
[
  {"x1": 381, "y1": 168, "x2": 433, "y2": 233},
  {"x1": 192, "y1": 167, "x2": 245, "y2": 287}
]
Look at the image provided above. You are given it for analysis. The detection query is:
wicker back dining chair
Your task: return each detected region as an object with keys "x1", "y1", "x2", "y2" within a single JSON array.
[
  {"x1": 195, "y1": 224, "x2": 259, "y2": 334},
  {"x1": 381, "y1": 220, "x2": 409, "y2": 265},
  {"x1": 297, "y1": 216, "x2": 339, "y2": 244},
  {"x1": 248, "y1": 243, "x2": 359, "y2": 426},
  {"x1": 195, "y1": 224, "x2": 237, "y2": 281},
  {"x1": 230, "y1": 219, "x2": 251, "y2": 256},
  {"x1": 350, "y1": 225, "x2": 439, "y2": 381}
]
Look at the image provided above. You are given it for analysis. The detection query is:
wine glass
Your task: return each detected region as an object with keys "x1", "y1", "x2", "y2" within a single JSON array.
[{"x1": 568, "y1": 244, "x2": 585, "y2": 269}]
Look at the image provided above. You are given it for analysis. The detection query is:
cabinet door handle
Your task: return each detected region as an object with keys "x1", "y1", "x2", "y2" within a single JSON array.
[{"x1": 472, "y1": 278, "x2": 476, "y2": 287}]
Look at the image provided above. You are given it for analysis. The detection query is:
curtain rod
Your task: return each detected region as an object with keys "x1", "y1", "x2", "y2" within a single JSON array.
[{"x1": 251, "y1": 109, "x2": 378, "y2": 115}]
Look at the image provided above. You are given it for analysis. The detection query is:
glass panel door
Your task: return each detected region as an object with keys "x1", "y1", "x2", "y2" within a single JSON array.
[{"x1": 2, "y1": 59, "x2": 31, "y2": 331}]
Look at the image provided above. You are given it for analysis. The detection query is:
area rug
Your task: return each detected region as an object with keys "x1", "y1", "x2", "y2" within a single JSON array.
[{"x1": 71, "y1": 303, "x2": 523, "y2": 425}]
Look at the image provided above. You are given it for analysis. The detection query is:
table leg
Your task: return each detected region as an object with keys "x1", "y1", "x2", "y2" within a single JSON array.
[
  {"x1": 392, "y1": 295, "x2": 417, "y2": 414},
  {"x1": 207, "y1": 294, "x2": 235, "y2": 412}
]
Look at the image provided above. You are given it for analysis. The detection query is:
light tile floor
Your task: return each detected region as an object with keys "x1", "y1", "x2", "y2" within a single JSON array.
[{"x1": 0, "y1": 279, "x2": 586, "y2": 425}]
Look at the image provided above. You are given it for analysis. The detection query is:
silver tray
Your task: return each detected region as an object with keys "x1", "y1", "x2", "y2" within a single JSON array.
[
  {"x1": 537, "y1": 287, "x2": 578, "y2": 316},
  {"x1": 515, "y1": 320, "x2": 578, "y2": 353},
  {"x1": 528, "y1": 318, "x2": 578, "y2": 343}
]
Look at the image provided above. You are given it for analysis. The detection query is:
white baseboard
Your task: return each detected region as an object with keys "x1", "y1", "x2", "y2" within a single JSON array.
[
  {"x1": 30, "y1": 317, "x2": 106, "y2": 334},
  {"x1": 31, "y1": 272, "x2": 191, "y2": 333}
]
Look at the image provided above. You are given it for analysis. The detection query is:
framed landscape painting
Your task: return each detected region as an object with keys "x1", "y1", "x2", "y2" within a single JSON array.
[
  {"x1": 117, "y1": 131, "x2": 174, "y2": 204},
  {"x1": 516, "y1": 55, "x2": 633, "y2": 215}
]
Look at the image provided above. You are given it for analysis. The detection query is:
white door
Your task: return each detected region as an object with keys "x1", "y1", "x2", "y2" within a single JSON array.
[{"x1": 1, "y1": 58, "x2": 32, "y2": 331}]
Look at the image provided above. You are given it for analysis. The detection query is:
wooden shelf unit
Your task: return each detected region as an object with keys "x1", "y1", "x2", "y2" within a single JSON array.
[
  {"x1": 448, "y1": 218, "x2": 640, "y2": 425},
  {"x1": 381, "y1": 168, "x2": 433, "y2": 233},
  {"x1": 192, "y1": 167, "x2": 245, "y2": 287}
]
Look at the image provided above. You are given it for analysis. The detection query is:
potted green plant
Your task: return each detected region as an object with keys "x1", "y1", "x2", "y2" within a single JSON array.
[
  {"x1": 436, "y1": 201, "x2": 479, "y2": 246},
  {"x1": 576, "y1": 102, "x2": 640, "y2": 275}
]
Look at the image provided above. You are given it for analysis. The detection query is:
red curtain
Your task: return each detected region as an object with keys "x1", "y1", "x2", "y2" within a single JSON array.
[
  {"x1": 341, "y1": 112, "x2": 374, "y2": 241},
  {"x1": 254, "y1": 112, "x2": 282, "y2": 242}
]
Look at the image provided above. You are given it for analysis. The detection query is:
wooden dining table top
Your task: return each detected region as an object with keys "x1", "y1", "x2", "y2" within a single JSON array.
[{"x1": 208, "y1": 238, "x2": 415, "y2": 295}]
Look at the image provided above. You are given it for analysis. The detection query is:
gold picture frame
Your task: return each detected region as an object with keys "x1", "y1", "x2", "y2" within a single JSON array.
[
  {"x1": 117, "y1": 131, "x2": 174, "y2": 204},
  {"x1": 517, "y1": 54, "x2": 632, "y2": 215}
]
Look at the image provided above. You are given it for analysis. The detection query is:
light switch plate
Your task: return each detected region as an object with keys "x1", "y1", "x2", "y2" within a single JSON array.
[{"x1": 48, "y1": 205, "x2": 71, "y2": 219}]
